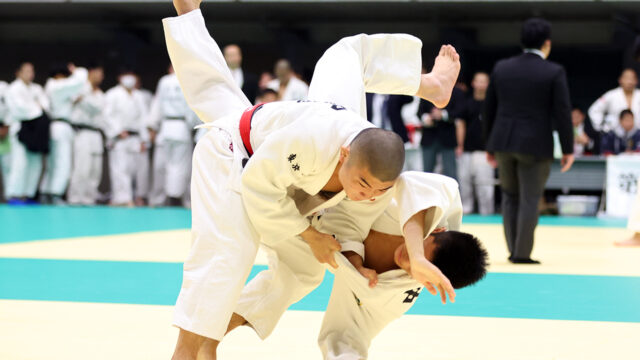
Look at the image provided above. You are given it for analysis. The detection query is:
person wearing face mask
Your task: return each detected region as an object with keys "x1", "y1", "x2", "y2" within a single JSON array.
[
  {"x1": 67, "y1": 63, "x2": 106, "y2": 205},
  {"x1": 5, "y1": 62, "x2": 50, "y2": 205},
  {"x1": 39, "y1": 62, "x2": 88, "y2": 205},
  {"x1": 103, "y1": 69, "x2": 150, "y2": 207},
  {"x1": 589, "y1": 69, "x2": 640, "y2": 133}
]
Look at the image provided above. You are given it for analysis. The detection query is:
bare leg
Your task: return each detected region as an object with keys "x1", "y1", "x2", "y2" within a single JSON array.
[
  {"x1": 172, "y1": 329, "x2": 219, "y2": 360},
  {"x1": 174, "y1": 0, "x2": 201, "y2": 15},
  {"x1": 614, "y1": 232, "x2": 640, "y2": 247},
  {"x1": 225, "y1": 313, "x2": 249, "y2": 335},
  {"x1": 416, "y1": 45, "x2": 461, "y2": 108}
]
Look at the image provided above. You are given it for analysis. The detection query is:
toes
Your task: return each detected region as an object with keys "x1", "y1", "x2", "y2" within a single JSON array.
[{"x1": 439, "y1": 45, "x2": 446, "y2": 56}]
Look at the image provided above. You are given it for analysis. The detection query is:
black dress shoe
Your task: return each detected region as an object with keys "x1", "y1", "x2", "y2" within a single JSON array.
[{"x1": 509, "y1": 258, "x2": 541, "y2": 264}]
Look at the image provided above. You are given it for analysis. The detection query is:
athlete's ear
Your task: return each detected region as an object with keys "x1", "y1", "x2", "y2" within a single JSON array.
[{"x1": 339, "y1": 145, "x2": 350, "y2": 163}]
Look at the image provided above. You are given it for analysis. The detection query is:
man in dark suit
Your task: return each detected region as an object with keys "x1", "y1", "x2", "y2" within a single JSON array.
[
  {"x1": 483, "y1": 18, "x2": 574, "y2": 264},
  {"x1": 223, "y1": 44, "x2": 258, "y2": 103}
]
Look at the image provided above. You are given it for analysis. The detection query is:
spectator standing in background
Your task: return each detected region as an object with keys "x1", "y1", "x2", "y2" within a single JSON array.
[
  {"x1": 267, "y1": 59, "x2": 308, "y2": 101},
  {"x1": 223, "y1": 44, "x2": 258, "y2": 104},
  {"x1": 147, "y1": 65, "x2": 198, "y2": 207},
  {"x1": 40, "y1": 62, "x2": 88, "y2": 205},
  {"x1": 484, "y1": 18, "x2": 574, "y2": 264},
  {"x1": 104, "y1": 69, "x2": 150, "y2": 207},
  {"x1": 600, "y1": 109, "x2": 640, "y2": 154},
  {"x1": 589, "y1": 69, "x2": 640, "y2": 133},
  {"x1": 418, "y1": 85, "x2": 465, "y2": 180},
  {"x1": 456, "y1": 72, "x2": 494, "y2": 215},
  {"x1": 5, "y1": 62, "x2": 50, "y2": 205},
  {"x1": 571, "y1": 107, "x2": 599, "y2": 155},
  {"x1": 0, "y1": 80, "x2": 9, "y2": 200},
  {"x1": 67, "y1": 63, "x2": 106, "y2": 205}
]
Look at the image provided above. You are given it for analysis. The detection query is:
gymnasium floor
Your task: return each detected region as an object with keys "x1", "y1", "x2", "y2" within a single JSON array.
[{"x1": 0, "y1": 205, "x2": 638, "y2": 360}]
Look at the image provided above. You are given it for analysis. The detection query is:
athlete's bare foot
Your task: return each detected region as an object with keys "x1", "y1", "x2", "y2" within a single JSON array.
[
  {"x1": 614, "y1": 232, "x2": 640, "y2": 247},
  {"x1": 416, "y1": 45, "x2": 461, "y2": 108},
  {"x1": 173, "y1": 0, "x2": 202, "y2": 15}
]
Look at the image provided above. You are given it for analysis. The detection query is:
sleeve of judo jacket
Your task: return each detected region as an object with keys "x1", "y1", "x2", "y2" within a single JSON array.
[
  {"x1": 395, "y1": 172, "x2": 463, "y2": 238},
  {"x1": 318, "y1": 190, "x2": 394, "y2": 260},
  {"x1": 163, "y1": 9, "x2": 251, "y2": 124}
]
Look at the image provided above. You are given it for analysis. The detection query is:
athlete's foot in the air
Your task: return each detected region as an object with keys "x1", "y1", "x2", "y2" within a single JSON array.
[
  {"x1": 173, "y1": 0, "x2": 202, "y2": 15},
  {"x1": 417, "y1": 45, "x2": 461, "y2": 108}
]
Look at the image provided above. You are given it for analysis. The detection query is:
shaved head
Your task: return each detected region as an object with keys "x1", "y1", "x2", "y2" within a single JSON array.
[{"x1": 349, "y1": 128, "x2": 405, "y2": 182}]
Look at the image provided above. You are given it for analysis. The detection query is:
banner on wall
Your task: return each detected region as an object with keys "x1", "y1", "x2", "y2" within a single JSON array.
[{"x1": 606, "y1": 155, "x2": 640, "y2": 218}]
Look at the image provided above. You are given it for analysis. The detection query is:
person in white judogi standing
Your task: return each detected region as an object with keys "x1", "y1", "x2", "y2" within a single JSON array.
[
  {"x1": 104, "y1": 69, "x2": 150, "y2": 206},
  {"x1": 588, "y1": 68, "x2": 640, "y2": 132},
  {"x1": 164, "y1": 1, "x2": 460, "y2": 358},
  {"x1": 147, "y1": 65, "x2": 198, "y2": 207},
  {"x1": 0, "y1": 80, "x2": 10, "y2": 199},
  {"x1": 5, "y1": 62, "x2": 50, "y2": 204},
  {"x1": 40, "y1": 63, "x2": 88, "y2": 204},
  {"x1": 318, "y1": 172, "x2": 488, "y2": 360},
  {"x1": 67, "y1": 64, "x2": 106, "y2": 205},
  {"x1": 267, "y1": 59, "x2": 309, "y2": 101}
]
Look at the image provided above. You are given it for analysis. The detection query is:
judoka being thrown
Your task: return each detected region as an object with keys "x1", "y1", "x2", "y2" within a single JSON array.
[{"x1": 164, "y1": 1, "x2": 461, "y2": 359}]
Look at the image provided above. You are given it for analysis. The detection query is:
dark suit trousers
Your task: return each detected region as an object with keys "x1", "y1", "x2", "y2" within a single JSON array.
[{"x1": 495, "y1": 152, "x2": 552, "y2": 259}]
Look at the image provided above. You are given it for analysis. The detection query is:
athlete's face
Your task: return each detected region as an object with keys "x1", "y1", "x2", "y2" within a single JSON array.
[
  {"x1": 337, "y1": 146, "x2": 394, "y2": 202},
  {"x1": 619, "y1": 69, "x2": 638, "y2": 92}
]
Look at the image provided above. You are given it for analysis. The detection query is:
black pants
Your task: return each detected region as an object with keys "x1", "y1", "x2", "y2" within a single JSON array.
[{"x1": 495, "y1": 152, "x2": 552, "y2": 259}]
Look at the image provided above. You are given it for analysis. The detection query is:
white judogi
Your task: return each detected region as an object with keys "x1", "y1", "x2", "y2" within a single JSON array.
[
  {"x1": 40, "y1": 68, "x2": 88, "y2": 198},
  {"x1": 104, "y1": 85, "x2": 150, "y2": 204},
  {"x1": 588, "y1": 87, "x2": 640, "y2": 132},
  {"x1": 67, "y1": 83, "x2": 105, "y2": 205},
  {"x1": 147, "y1": 73, "x2": 197, "y2": 206},
  {"x1": 319, "y1": 172, "x2": 462, "y2": 360},
  {"x1": 0, "y1": 81, "x2": 10, "y2": 196},
  {"x1": 4, "y1": 79, "x2": 49, "y2": 199},
  {"x1": 629, "y1": 179, "x2": 640, "y2": 233},
  {"x1": 163, "y1": 9, "x2": 421, "y2": 340},
  {"x1": 267, "y1": 77, "x2": 309, "y2": 101}
]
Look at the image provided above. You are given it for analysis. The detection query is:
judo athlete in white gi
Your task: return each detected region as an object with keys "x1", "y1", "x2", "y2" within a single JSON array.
[
  {"x1": 588, "y1": 68, "x2": 640, "y2": 132},
  {"x1": 147, "y1": 65, "x2": 198, "y2": 207},
  {"x1": 104, "y1": 70, "x2": 150, "y2": 206},
  {"x1": 166, "y1": 1, "x2": 460, "y2": 359},
  {"x1": 40, "y1": 63, "x2": 88, "y2": 204},
  {"x1": 0, "y1": 80, "x2": 10, "y2": 198},
  {"x1": 318, "y1": 172, "x2": 488, "y2": 360},
  {"x1": 267, "y1": 59, "x2": 309, "y2": 101},
  {"x1": 67, "y1": 64, "x2": 106, "y2": 205},
  {"x1": 223, "y1": 172, "x2": 471, "y2": 348},
  {"x1": 5, "y1": 62, "x2": 50, "y2": 203}
]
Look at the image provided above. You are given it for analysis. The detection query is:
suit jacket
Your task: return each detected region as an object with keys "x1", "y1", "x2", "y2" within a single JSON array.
[
  {"x1": 419, "y1": 87, "x2": 465, "y2": 148},
  {"x1": 242, "y1": 70, "x2": 259, "y2": 104},
  {"x1": 483, "y1": 52, "x2": 573, "y2": 158}
]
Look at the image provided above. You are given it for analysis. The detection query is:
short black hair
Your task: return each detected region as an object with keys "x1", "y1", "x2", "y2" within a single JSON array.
[
  {"x1": 431, "y1": 231, "x2": 488, "y2": 289},
  {"x1": 49, "y1": 62, "x2": 71, "y2": 78},
  {"x1": 349, "y1": 128, "x2": 405, "y2": 182},
  {"x1": 257, "y1": 88, "x2": 277, "y2": 100},
  {"x1": 620, "y1": 109, "x2": 634, "y2": 120},
  {"x1": 521, "y1": 18, "x2": 552, "y2": 50},
  {"x1": 86, "y1": 60, "x2": 104, "y2": 71}
]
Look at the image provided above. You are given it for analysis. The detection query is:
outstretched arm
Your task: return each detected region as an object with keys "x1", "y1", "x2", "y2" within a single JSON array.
[{"x1": 164, "y1": 0, "x2": 250, "y2": 124}]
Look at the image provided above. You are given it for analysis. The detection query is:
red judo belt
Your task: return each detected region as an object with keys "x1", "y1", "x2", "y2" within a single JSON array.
[{"x1": 239, "y1": 103, "x2": 264, "y2": 157}]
